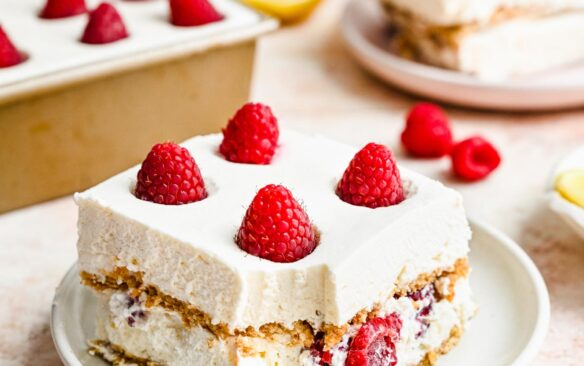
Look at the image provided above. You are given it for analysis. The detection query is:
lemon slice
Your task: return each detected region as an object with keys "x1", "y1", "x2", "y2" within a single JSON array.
[
  {"x1": 242, "y1": 0, "x2": 321, "y2": 24},
  {"x1": 555, "y1": 169, "x2": 584, "y2": 208}
]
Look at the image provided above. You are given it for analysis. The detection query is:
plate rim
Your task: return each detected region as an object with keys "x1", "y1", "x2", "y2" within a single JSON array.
[
  {"x1": 340, "y1": 0, "x2": 584, "y2": 110},
  {"x1": 51, "y1": 218, "x2": 550, "y2": 366},
  {"x1": 51, "y1": 262, "x2": 83, "y2": 366},
  {"x1": 468, "y1": 219, "x2": 550, "y2": 366}
]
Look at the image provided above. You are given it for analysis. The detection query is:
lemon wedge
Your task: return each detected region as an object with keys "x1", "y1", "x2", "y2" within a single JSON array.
[
  {"x1": 242, "y1": 0, "x2": 321, "y2": 24},
  {"x1": 555, "y1": 169, "x2": 584, "y2": 208}
]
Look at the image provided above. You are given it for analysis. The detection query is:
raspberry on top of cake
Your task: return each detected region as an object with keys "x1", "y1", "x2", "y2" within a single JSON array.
[{"x1": 76, "y1": 102, "x2": 474, "y2": 366}]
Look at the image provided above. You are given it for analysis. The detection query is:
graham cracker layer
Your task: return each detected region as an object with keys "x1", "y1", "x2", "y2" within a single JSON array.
[
  {"x1": 81, "y1": 258, "x2": 468, "y2": 349},
  {"x1": 88, "y1": 339, "x2": 161, "y2": 366}
]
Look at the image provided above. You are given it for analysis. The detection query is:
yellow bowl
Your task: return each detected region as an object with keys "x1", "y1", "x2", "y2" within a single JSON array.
[{"x1": 242, "y1": 0, "x2": 321, "y2": 24}]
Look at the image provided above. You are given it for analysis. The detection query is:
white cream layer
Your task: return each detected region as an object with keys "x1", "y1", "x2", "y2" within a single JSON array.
[
  {"x1": 76, "y1": 130, "x2": 471, "y2": 330},
  {"x1": 382, "y1": 0, "x2": 584, "y2": 25}
]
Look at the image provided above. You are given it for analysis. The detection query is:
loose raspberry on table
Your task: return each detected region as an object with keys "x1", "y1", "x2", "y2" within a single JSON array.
[
  {"x1": 40, "y1": 0, "x2": 87, "y2": 19},
  {"x1": 336, "y1": 143, "x2": 405, "y2": 208},
  {"x1": 0, "y1": 27, "x2": 25, "y2": 68},
  {"x1": 401, "y1": 102, "x2": 453, "y2": 158},
  {"x1": 236, "y1": 184, "x2": 318, "y2": 263},
  {"x1": 346, "y1": 313, "x2": 402, "y2": 366},
  {"x1": 220, "y1": 102, "x2": 279, "y2": 164},
  {"x1": 81, "y1": 2, "x2": 129, "y2": 45},
  {"x1": 169, "y1": 0, "x2": 224, "y2": 27},
  {"x1": 451, "y1": 136, "x2": 501, "y2": 181},
  {"x1": 135, "y1": 142, "x2": 207, "y2": 205}
]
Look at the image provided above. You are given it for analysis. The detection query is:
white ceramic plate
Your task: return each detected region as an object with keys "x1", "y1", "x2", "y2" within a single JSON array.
[
  {"x1": 548, "y1": 146, "x2": 584, "y2": 239},
  {"x1": 51, "y1": 220, "x2": 550, "y2": 366},
  {"x1": 341, "y1": 0, "x2": 584, "y2": 111}
]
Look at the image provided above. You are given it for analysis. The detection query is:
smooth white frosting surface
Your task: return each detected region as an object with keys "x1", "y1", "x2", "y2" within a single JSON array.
[
  {"x1": 76, "y1": 130, "x2": 471, "y2": 329},
  {"x1": 382, "y1": 0, "x2": 584, "y2": 25}
]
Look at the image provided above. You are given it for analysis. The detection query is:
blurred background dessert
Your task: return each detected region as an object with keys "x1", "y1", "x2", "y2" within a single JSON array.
[{"x1": 379, "y1": 0, "x2": 584, "y2": 80}]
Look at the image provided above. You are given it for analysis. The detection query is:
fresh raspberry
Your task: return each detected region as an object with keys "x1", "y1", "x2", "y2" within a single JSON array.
[
  {"x1": 237, "y1": 184, "x2": 318, "y2": 263},
  {"x1": 451, "y1": 136, "x2": 501, "y2": 181},
  {"x1": 169, "y1": 0, "x2": 224, "y2": 27},
  {"x1": 219, "y1": 103, "x2": 279, "y2": 165},
  {"x1": 346, "y1": 314, "x2": 402, "y2": 366},
  {"x1": 0, "y1": 27, "x2": 24, "y2": 68},
  {"x1": 81, "y1": 3, "x2": 129, "y2": 45},
  {"x1": 401, "y1": 103, "x2": 453, "y2": 158},
  {"x1": 135, "y1": 142, "x2": 207, "y2": 205},
  {"x1": 336, "y1": 143, "x2": 405, "y2": 208},
  {"x1": 40, "y1": 0, "x2": 87, "y2": 19}
]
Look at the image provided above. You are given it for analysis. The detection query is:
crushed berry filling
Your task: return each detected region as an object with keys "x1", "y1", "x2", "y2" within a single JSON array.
[
  {"x1": 131, "y1": 310, "x2": 146, "y2": 319},
  {"x1": 405, "y1": 284, "x2": 436, "y2": 338},
  {"x1": 321, "y1": 351, "x2": 332, "y2": 365},
  {"x1": 126, "y1": 296, "x2": 138, "y2": 308},
  {"x1": 309, "y1": 332, "x2": 333, "y2": 365},
  {"x1": 124, "y1": 295, "x2": 147, "y2": 327}
]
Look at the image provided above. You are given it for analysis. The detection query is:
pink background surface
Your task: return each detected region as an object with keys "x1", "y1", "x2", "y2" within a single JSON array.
[{"x1": 1, "y1": 1, "x2": 583, "y2": 364}]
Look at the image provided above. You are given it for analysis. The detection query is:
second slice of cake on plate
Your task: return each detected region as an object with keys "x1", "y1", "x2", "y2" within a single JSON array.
[
  {"x1": 380, "y1": 0, "x2": 584, "y2": 80},
  {"x1": 75, "y1": 103, "x2": 476, "y2": 365}
]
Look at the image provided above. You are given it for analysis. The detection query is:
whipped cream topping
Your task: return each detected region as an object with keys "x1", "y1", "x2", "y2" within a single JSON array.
[
  {"x1": 382, "y1": 0, "x2": 584, "y2": 26},
  {"x1": 76, "y1": 130, "x2": 471, "y2": 329}
]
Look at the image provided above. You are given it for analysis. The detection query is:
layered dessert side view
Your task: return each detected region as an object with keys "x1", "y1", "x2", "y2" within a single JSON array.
[
  {"x1": 75, "y1": 103, "x2": 476, "y2": 365},
  {"x1": 380, "y1": 0, "x2": 584, "y2": 80}
]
